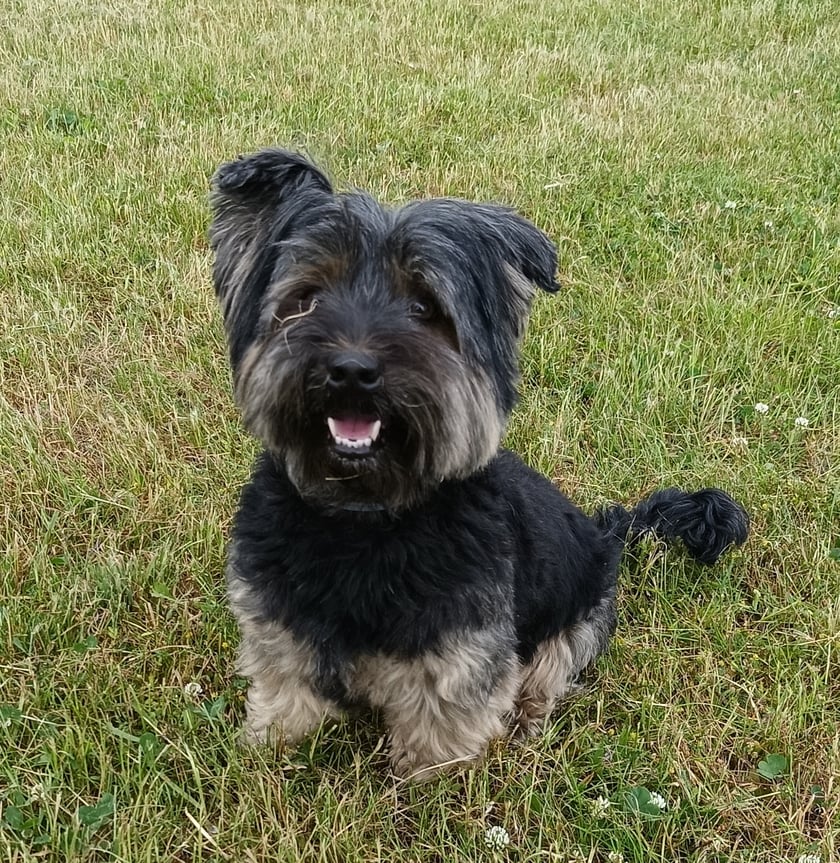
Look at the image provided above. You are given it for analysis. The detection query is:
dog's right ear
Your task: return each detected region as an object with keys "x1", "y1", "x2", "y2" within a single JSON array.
[
  {"x1": 210, "y1": 148, "x2": 333, "y2": 213},
  {"x1": 209, "y1": 149, "x2": 333, "y2": 255},
  {"x1": 209, "y1": 149, "x2": 333, "y2": 368}
]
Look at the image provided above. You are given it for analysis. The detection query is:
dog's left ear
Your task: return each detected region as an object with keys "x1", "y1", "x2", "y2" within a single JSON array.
[
  {"x1": 480, "y1": 205, "x2": 560, "y2": 297},
  {"x1": 400, "y1": 198, "x2": 559, "y2": 302}
]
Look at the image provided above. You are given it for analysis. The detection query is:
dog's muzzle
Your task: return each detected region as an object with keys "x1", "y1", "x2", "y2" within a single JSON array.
[{"x1": 324, "y1": 351, "x2": 384, "y2": 459}]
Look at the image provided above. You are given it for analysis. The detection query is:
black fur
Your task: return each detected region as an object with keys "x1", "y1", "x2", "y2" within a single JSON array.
[
  {"x1": 209, "y1": 148, "x2": 750, "y2": 776},
  {"x1": 597, "y1": 488, "x2": 750, "y2": 565},
  {"x1": 232, "y1": 451, "x2": 748, "y2": 708}
]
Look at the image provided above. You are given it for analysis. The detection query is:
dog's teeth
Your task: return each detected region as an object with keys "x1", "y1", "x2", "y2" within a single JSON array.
[
  {"x1": 370, "y1": 420, "x2": 381, "y2": 441},
  {"x1": 338, "y1": 436, "x2": 371, "y2": 449}
]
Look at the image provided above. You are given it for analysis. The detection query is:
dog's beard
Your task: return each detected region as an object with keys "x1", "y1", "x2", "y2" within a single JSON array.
[{"x1": 232, "y1": 330, "x2": 505, "y2": 512}]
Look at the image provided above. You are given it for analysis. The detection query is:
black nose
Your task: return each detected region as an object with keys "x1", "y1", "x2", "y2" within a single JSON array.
[{"x1": 326, "y1": 352, "x2": 383, "y2": 393}]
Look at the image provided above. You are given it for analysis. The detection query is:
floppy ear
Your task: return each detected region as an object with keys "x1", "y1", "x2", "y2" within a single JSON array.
[
  {"x1": 208, "y1": 149, "x2": 333, "y2": 367},
  {"x1": 392, "y1": 198, "x2": 558, "y2": 413},
  {"x1": 464, "y1": 206, "x2": 559, "y2": 411},
  {"x1": 480, "y1": 205, "x2": 560, "y2": 296},
  {"x1": 396, "y1": 198, "x2": 558, "y2": 301},
  {"x1": 209, "y1": 148, "x2": 333, "y2": 254}
]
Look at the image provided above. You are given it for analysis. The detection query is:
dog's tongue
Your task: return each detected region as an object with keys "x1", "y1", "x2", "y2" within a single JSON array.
[{"x1": 334, "y1": 417, "x2": 374, "y2": 439}]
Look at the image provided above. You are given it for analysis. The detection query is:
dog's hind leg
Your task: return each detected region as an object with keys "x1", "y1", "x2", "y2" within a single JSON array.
[{"x1": 515, "y1": 592, "x2": 616, "y2": 737}]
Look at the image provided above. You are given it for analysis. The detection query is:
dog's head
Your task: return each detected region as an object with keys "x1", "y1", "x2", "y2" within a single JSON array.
[{"x1": 210, "y1": 149, "x2": 558, "y2": 511}]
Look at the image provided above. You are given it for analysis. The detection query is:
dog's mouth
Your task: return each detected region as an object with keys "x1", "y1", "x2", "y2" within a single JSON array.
[{"x1": 326, "y1": 414, "x2": 383, "y2": 459}]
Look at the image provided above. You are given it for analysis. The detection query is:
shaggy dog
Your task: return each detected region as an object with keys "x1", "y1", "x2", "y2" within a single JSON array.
[{"x1": 208, "y1": 149, "x2": 749, "y2": 780}]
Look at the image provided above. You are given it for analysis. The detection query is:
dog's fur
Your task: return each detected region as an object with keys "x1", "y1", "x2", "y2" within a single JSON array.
[{"x1": 209, "y1": 149, "x2": 749, "y2": 780}]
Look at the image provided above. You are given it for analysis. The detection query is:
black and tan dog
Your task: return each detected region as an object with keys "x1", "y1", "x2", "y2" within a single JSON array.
[{"x1": 209, "y1": 149, "x2": 749, "y2": 781}]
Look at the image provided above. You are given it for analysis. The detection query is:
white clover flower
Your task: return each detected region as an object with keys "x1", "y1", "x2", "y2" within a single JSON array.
[
  {"x1": 591, "y1": 795, "x2": 611, "y2": 816},
  {"x1": 754, "y1": 402, "x2": 769, "y2": 414},
  {"x1": 794, "y1": 417, "x2": 809, "y2": 428},
  {"x1": 183, "y1": 682, "x2": 203, "y2": 700},
  {"x1": 607, "y1": 853, "x2": 625, "y2": 863},
  {"x1": 828, "y1": 307, "x2": 840, "y2": 319},
  {"x1": 764, "y1": 220, "x2": 774, "y2": 229},
  {"x1": 484, "y1": 825, "x2": 510, "y2": 850},
  {"x1": 723, "y1": 200, "x2": 738, "y2": 210},
  {"x1": 797, "y1": 854, "x2": 820, "y2": 863},
  {"x1": 648, "y1": 791, "x2": 667, "y2": 810},
  {"x1": 731, "y1": 436, "x2": 748, "y2": 447}
]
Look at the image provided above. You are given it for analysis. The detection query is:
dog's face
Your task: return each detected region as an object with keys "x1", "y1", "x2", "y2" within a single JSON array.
[{"x1": 209, "y1": 149, "x2": 558, "y2": 511}]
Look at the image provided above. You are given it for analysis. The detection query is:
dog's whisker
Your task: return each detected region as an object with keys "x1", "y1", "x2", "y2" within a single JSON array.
[{"x1": 274, "y1": 300, "x2": 318, "y2": 353}]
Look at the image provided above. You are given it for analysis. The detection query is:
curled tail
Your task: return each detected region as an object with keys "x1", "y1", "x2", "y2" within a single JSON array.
[{"x1": 596, "y1": 488, "x2": 750, "y2": 565}]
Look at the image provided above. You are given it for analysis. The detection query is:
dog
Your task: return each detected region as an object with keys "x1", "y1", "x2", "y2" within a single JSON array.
[{"x1": 208, "y1": 148, "x2": 749, "y2": 781}]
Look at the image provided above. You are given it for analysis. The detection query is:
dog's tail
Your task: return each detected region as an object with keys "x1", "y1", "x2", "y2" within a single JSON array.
[{"x1": 595, "y1": 488, "x2": 749, "y2": 565}]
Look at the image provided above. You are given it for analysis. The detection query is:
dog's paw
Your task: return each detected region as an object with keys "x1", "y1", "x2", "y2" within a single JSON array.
[
  {"x1": 388, "y1": 739, "x2": 480, "y2": 783},
  {"x1": 240, "y1": 720, "x2": 285, "y2": 749},
  {"x1": 511, "y1": 716, "x2": 546, "y2": 741},
  {"x1": 388, "y1": 740, "x2": 435, "y2": 782},
  {"x1": 390, "y1": 753, "x2": 445, "y2": 783}
]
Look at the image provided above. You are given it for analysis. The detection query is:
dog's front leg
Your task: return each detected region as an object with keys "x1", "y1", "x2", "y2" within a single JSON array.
[
  {"x1": 385, "y1": 700, "x2": 509, "y2": 782},
  {"x1": 357, "y1": 631, "x2": 521, "y2": 781},
  {"x1": 235, "y1": 622, "x2": 340, "y2": 747}
]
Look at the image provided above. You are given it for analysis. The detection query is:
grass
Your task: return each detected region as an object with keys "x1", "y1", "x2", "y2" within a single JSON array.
[{"x1": 1, "y1": 0, "x2": 838, "y2": 860}]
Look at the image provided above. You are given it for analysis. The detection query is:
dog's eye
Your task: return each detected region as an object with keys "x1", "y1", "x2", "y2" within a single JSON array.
[
  {"x1": 408, "y1": 298, "x2": 437, "y2": 321},
  {"x1": 297, "y1": 286, "x2": 320, "y2": 305},
  {"x1": 293, "y1": 287, "x2": 321, "y2": 314}
]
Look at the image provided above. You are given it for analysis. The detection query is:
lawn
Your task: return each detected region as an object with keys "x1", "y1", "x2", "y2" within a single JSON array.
[{"x1": 1, "y1": 0, "x2": 838, "y2": 860}]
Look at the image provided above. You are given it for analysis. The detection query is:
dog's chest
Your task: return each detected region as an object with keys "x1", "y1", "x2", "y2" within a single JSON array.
[
  {"x1": 280, "y1": 545, "x2": 510, "y2": 658},
  {"x1": 242, "y1": 549, "x2": 514, "y2": 708},
  {"x1": 233, "y1": 458, "x2": 518, "y2": 674}
]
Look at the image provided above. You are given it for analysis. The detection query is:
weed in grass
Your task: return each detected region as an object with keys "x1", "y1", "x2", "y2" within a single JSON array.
[{"x1": 756, "y1": 753, "x2": 789, "y2": 782}]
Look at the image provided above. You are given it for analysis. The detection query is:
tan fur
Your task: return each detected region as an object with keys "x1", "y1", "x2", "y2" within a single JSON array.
[
  {"x1": 502, "y1": 262, "x2": 537, "y2": 341},
  {"x1": 515, "y1": 633, "x2": 576, "y2": 735},
  {"x1": 228, "y1": 575, "x2": 338, "y2": 745},
  {"x1": 351, "y1": 630, "x2": 520, "y2": 780},
  {"x1": 515, "y1": 603, "x2": 612, "y2": 736},
  {"x1": 233, "y1": 339, "x2": 288, "y2": 443},
  {"x1": 436, "y1": 366, "x2": 505, "y2": 480}
]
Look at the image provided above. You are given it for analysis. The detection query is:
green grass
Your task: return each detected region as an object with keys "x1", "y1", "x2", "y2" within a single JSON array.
[{"x1": 1, "y1": 0, "x2": 838, "y2": 860}]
